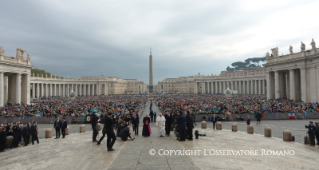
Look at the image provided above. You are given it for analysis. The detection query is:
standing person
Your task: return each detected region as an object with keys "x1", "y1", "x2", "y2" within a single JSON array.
[
  {"x1": 142, "y1": 114, "x2": 151, "y2": 137},
  {"x1": 150, "y1": 110, "x2": 154, "y2": 122},
  {"x1": 104, "y1": 112, "x2": 117, "y2": 151},
  {"x1": 54, "y1": 117, "x2": 62, "y2": 139},
  {"x1": 154, "y1": 112, "x2": 157, "y2": 122},
  {"x1": 177, "y1": 111, "x2": 186, "y2": 141},
  {"x1": 211, "y1": 114, "x2": 217, "y2": 130},
  {"x1": 11, "y1": 122, "x2": 20, "y2": 148},
  {"x1": 22, "y1": 124, "x2": 29, "y2": 146},
  {"x1": 119, "y1": 126, "x2": 135, "y2": 141},
  {"x1": 256, "y1": 111, "x2": 261, "y2": 125},
  {"x1": 91, "y1": 113, "x2": 99, "y2": 142},
  {"x1": 30, "y1": 121, "x2": 39, "y2": 145},
  {"x1": 164, "y1": 111, "x2": 173, "y2": 136},
  {"x1": 315, "y1": 122, "x2": 319, "y2": 145},
  {"x1": 305, "y1": 121, "x2": 316, "y2": 146},
  {"x1": 186, "y1": 111, "x2": 194, "y2": 140},
  {"x1": 131, "y1": 113, "x2": 139, "y2": 135},
  {"x1": 0, "y1": 126, "x2": 6, "y2": 152},
  {"x1": 191, "y1": 112, "x2": 196, "y2": 126},
  {"x1": 247, "y1": 116, "x2": 250, "y2": 126},
  {"x1": 156, "y1": 113, "x2": 166, "y2": 137},
  {"x1": 61, "y1": 118, "x2": 67, "y2": 138}
]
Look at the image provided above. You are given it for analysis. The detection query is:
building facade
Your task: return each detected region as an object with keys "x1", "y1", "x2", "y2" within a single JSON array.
[
  {"x1": 0, "y1": 47, "x2": 146, "y2": 107},
  {"x1": 264, "y1": 39, "x2": 319, "y2": 103},
  {"x1": 158, "y1": 69, "x2": 267, "y2": 95}
]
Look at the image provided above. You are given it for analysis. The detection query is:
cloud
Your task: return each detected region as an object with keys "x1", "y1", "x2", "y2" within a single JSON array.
[{"x1": 0, "y1": 0, "x2": 318, "y2": 84}]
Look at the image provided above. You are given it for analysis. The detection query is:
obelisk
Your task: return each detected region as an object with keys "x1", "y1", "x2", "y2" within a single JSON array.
[{"x1": 149, "y1": 49, "x2": 153, "y2": 99}]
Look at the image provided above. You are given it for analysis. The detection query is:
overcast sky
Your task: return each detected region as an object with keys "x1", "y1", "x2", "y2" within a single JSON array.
[{"x1": 1, "y1": 0, "x2": 318, "y2": 84}]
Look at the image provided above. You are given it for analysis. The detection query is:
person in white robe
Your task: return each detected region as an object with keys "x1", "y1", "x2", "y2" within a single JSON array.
[{"x1": 156, "y1": 113, "x2": 166, "y2": 137}]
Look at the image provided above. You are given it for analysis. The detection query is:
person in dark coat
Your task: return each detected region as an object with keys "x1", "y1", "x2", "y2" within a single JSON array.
[
  {"x1": 54, "y1": 117, "x2": 62, "y2": 139},
  {"x1": 91, "y1": 113, "x2": 99, "y2": 142},
  {"x1": 315, "y1": 122, "x2": 319, "y2": 145},
  {"x1": 6, "y1": 123, "x2": 13, "y2": 136},
  {"x1": 142, "y1": 114, "x2": 151, "y2": 137},
  {"x1": 256, "y1": 111, "x2": 261, "y2": 125},
  {"x1": 61, "y1": 118, "x2": 67, "y2": 138},
  {"x1": 119, "y1": 126, "x2": 135, "y2": 141},
  {"x1": 150, "y1": 110, "x2": 154, "y2": 122},
  {"x1": 104, "y1": 112, "x2": 117, "y2": 151},
  {"x1": 211, "y1": 114, "x2": 217, "y2": 130},
  {"x1": 154, "y1": 112, "x2": 157, "y2": 122},
  {"x1": 164, "y1": 111, "x2": 173, "y2": 136},
  {"x1": 116, "y1": 122, "x2": 125, "y2": 137},
  {"x1": 305, "y1": 121, "x2": 316, "y2": 146},
  {"x1": 0, "y1": 127, "x2": 7, "y2": 152},
  {"x1": 247, "y1": 116, "x2": 250, "y2": 126},
  {"x1": 177, "y1": 111, "x2": 186, "y2": 141},
  {"x1": 22, "y1": 124, "x2": 30, "y2": 146},
  {"x1": 131, "y1": 113, "x2": 139, "y2": 135},
  {"x1": 186, "y1": 111, "x2": 194, "y2": 140},
  {"x1": 30, "y1": 121, "x2": 39, "y2": 145},
  {"x1": 11, "y1": 122, "x2": 20, "y2": 148}
]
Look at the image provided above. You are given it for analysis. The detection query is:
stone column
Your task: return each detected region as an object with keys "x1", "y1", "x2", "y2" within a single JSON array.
[
  {"x1": 202, "y1": 82, "x2": 205, "y2": 93},
  {"x1": 288, "y1": 69, "x2": 295, "y2": 100},
  {"x1": 92, "y1": 84, "x2": 95, "y2": 95},
  {"x1": 75, "y1": 84, "x2": 78, "y2": 96},
  {"x1": 239, "y1": 81, "x2": 241, "y2": 94},
  {"x1": 36, "y1": 83, "x2": 39, "y2": 98},
  {"x1": 0, "y1": 72, "x2": 4, "y2": 107},
  {"x1": 49, "y1": 84, "x2": 52, "y2": 96},
  {"x1": 105, "y1": 83, "x2": 110, "y2": 95},
  {"x1": 79, "y1": 84, "x2": 82, "y2": 96},
  {"x1": 300, "y1": 68, "x2": 307, "y2": 102},
  {"x1": 31, "y1": 83, "x2": 35, "y2": 98},
  {"x1": 62, "y1": 84, "x2": 65, "y2": 97},
  {"x1": 21, "y1": 74, "x2": 30, "y2": 105},
  {"x1": 243, "y1": 81, "x2": 246, "y2": 94},
  {"x1": 97, "y1": 83, "x2": 100, "y2": 95},
  {"x1": 214, "y1": 81, "x2": 218, "y2": 94},
  {"x1": 194, "y1": 82, "x2": 197, "y2": 94},
  {"x1": 246, "y1": 81, "x2": 249, "y2": 94},
  {"x1": 4, "y1": 76, "x2": 8, "y2": 103},
  {"x1": 258, "y1": 80, "x2": 261, "y2": 94},
  {"x1": 88, "y1": 84, "x2": 91, "y2": 96},
  {"x1": 309, "y1": 67, "x2": 317, "y2": 102},
  {"x1": 263, "y1": 80, "x2": 266, "y2": 94},
  {"x1": 254, "y1": 80, "x2": 257, "y2": 94},
  {"x1": 275, "y1": 71, "x2": 280, "y2": 99},
  {"x1": 16, "y1": 73, "x2": 21, "y2": 104},
  {"x1": 40, "y1": 83, "x2": 43, "y2": 97},
  {"x1": 66, "y1": 84, "x2": 69, "y2": 97}
]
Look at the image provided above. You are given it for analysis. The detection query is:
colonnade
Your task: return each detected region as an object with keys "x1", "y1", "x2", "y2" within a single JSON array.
[
  {"x1": 0, "y1": 73, "x2": 30, "y2": 106},
  {"x1": 30, "y1": 82, "x2": 109, "y2": 98},
  {"x1": 194, "y1": 79, "x2": 266, "y2": 95}
]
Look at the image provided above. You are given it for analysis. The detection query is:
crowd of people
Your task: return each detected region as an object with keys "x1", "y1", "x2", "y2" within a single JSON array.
[
  {"x1": 155, "y1": 94, "x2": 319, "y2": 117},
  {"x1": 1, "y1": 93, "x2": 319, "y2": 152},
  {"x1": 0, "y1": 121, "x2": 39, "y2": 152}
]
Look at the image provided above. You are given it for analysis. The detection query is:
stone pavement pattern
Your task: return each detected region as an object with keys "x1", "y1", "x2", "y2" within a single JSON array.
[{"x1": 0, "y1": 102, "x2": 318, "y2": 170}]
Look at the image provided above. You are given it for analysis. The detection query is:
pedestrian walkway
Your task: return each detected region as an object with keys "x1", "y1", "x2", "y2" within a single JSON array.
[
  {"x1": 1, "y1": 101, "x2": 318, "y2": 170},
  {"x1": 108, "y1": 101, "x2": 199, "y2": 170}
]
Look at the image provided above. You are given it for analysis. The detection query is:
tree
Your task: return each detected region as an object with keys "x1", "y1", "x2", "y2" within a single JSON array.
[{"x1": 31, "y1": 68, "x2": 63, "y2": 78}]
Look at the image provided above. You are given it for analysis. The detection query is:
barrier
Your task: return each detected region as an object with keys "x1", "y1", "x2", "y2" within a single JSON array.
[
  {"x1": 232, "y1": 123, "x2": 237, "y2": 132},
  {"x1": 247, "y1": 125, "x2": 254, "y2": 134},
  {"x1": 264, "y1": 127, "x2": 271, "y2": 137},
  {"x1": 45, "y1": 129, "x2": 52, "y2": 138},
  {"x1": 283, "y1": 130, "x2": 292, "y2": 141},
  {"x1": 80, "y1": 125, "x2": 86, "y2": 133},
  {"x1": 5, "y1": 136, "x2": 13, "y2": 148},
  {"x1": 216, "y1": 122, "x2": 222, "y2": 130},
  {"x1": 201, "y1": 121, "x2": 207, "y2": 129},
  {"x1": 65, "y1": 128, "x2": 69, "y2": 135}
]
